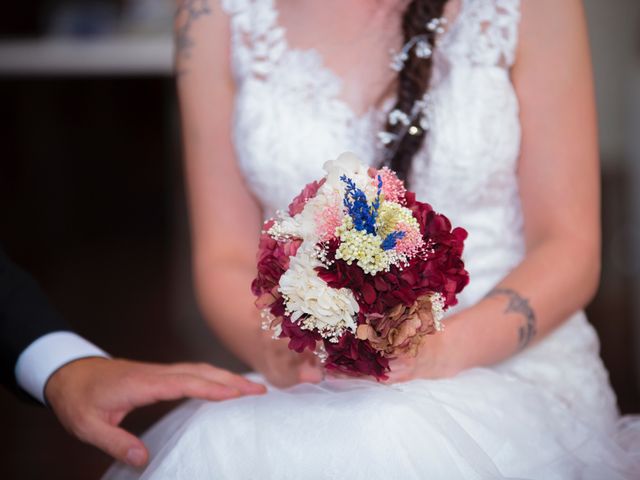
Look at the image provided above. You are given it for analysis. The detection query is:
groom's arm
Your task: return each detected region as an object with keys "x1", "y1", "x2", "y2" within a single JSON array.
[
  {"x1": 0, "y1": 246, "x2": 266, "y2": 467},
  {"x1": 0, "y1": 246, "x2": 107, "y2": 402}
]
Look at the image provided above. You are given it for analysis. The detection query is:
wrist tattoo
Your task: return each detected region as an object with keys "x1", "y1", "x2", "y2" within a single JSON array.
[
  {"x1": 175, "y1": 0, "x2": 211, "y2": 75},
  {"x1": 485, "y1": 288, "x2": 537, "y2": 350}
]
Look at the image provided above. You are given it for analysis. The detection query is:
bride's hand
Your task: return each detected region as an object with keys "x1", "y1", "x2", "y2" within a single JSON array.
[
  {"x1": 257, "y1": 333, "x2": 324, "y2": 388},
  {"x1": 384, "y1": 329, "x2": 459, "y2": 383}
]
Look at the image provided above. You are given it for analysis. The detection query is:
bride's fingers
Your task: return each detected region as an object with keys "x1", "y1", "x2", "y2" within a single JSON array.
[
  {"x1": 384, "y1": 371, "x2": 410, "y2": 384},
  {"x1": 289, "y1": 349, "x2": 323, "y2": 383},
  {"x1": 384, "y1": 357, "x2": 416, "y2": 383},
  {"x1": 166, "y1": 363, "x2": 266, "y2": 395},
  {"x1": 297, "y1": 358, "x2": 324, "y2": 384},
  {"x1": 79, "y1": 417, "x2": 148, "y2": 467},
  {"x1": 263, "y1": 369, "x2": 299, "y2": 388}
]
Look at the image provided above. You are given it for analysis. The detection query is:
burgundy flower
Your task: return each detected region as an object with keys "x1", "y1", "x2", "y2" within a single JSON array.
[
  {"x1": 279, "y1": 316, "x2": 320, "y2": 353},
  {"x1": 324, "y1": 333, "x2": 390, "y2": 380},
  {"x1": 318, "y1": 259, "x2": 406, "y2": 314},
  {"x1": 405, "y1": 195, "x2": 470, "y2": 307},
  {"x1": 251, "y1": 220, "x2": 302, "y2": 308},
  {"x1": 251, "y1": 220, "x2": 304, "y2": 338}
]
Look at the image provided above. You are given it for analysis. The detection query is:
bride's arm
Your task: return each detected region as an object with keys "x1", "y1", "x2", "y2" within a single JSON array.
[
  {"x1": 394, "y1": 0, "x2": 600, "y2": 381},
  {"x1": 174, "y1": 1, "x2": 321, "y2": 385}
]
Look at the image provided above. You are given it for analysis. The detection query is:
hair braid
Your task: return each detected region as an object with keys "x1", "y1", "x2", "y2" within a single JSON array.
[{"x1": 384, "y1": 0, "x2": 448, "y2": 181}]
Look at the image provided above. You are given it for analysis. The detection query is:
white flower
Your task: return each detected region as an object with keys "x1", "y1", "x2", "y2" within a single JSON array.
[
  {"x1": 321, "y1": 152, "x2": 375, "y2": 198},
  {"x1": 279, "y1": 246, "x2": 358, "y2": 342}
]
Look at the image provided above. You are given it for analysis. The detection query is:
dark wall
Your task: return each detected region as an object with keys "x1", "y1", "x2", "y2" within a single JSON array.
[
  {"x1": 1, "y1": 1, "x2": 42, "y2": 37},
  {"x1": 0, "y1": 77, "x2": 193, "y2": 479}
]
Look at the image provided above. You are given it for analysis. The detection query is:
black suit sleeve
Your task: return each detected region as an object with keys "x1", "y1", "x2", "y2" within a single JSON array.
[{"x1": 0, "y1": 246, "x2": 70, "y2": 394}]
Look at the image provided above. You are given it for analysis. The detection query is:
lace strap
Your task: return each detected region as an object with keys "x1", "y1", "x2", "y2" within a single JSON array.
[
  {"x1": 459, "y1": 0, "x2": 522, "y2": 68},
  {"x1": 220, "y1": 0, "x2": 287, "y2": 79}
]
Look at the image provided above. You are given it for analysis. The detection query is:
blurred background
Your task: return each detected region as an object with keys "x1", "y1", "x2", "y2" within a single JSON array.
[{"x1": 0, "y1": 0, "x2": 639, "y2": 478}]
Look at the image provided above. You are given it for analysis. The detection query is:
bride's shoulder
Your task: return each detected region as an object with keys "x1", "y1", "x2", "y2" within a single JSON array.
[
  {"x1": 516, "y1": 0, "x2": 590, "y2": 66},
  {"x1": 454, "y1": 0, "x2": 585, "y2": 69}
]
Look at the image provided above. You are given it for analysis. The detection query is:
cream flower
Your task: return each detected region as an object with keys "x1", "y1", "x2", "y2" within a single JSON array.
[
  {"x1": 335, "y1": 224, "x2": 392, "y2": 275},
  {"x1": 376, "y1": 201, "x2": 420, "y2": 238},
  {"x1": 267, "y1": 211, "x2": 303, "y2": 240},
  {"x1": 279, "y1": 246, "x2": 359, "y2": 342}
]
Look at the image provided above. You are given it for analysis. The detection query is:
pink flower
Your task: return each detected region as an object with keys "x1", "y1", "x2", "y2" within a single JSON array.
[
  {"x1": 394, "y1": 221, "x2": 424, "y2": 257},
  {"x1": 288, "y1": 179, "x2": 326, "y2": 216},
  {"x1": 315, "y1": 202, "x2": 343, "y2": 241},
  {"x1": 370, "y1": 167, "x2": 406, "y2": 204}
]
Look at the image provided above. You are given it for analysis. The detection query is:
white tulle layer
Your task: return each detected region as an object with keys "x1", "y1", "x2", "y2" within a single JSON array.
[{"x1": 104, "y1": 315, "x2": 640, "y2": 480}]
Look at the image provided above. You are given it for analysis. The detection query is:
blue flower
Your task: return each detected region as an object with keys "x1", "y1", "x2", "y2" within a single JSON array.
[
  {"x1": 380, "y1": 230, "x2": 406, "y2": 251},
  {"x1": 341, "y1": 175, "x2": 382, "y2": 235}
]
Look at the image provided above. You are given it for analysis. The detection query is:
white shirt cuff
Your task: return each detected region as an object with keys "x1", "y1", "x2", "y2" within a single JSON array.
[{"x1": 15, "y1": 331, "x2": 109, "y2": 404}]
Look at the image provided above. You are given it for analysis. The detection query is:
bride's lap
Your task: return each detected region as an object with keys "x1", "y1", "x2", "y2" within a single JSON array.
[
  {"x1": 103, "y1": 313, "x2": 634, "y2": 479},
  {"x1": 104, "y1": 360, "x2": 626, "y2": 480}
]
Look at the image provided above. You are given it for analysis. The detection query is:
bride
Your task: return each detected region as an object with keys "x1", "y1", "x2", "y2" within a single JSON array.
[{"x1": 107, "y1": 0, "x2": 640, "y2": 478}]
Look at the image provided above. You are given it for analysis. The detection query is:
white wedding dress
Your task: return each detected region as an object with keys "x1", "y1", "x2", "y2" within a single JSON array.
[{"x1": 106, "y1": 0, "x2": 640, "y2": 478}]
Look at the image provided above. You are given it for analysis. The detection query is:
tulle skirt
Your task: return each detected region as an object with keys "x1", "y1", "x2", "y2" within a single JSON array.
[{"x1": 104, "y1": 313, "x2": 640, "y2": 479}]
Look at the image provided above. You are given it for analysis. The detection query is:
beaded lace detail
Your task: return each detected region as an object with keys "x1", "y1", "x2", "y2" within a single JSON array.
[
  {"x1": 437, "y1": 0, "x2": 521, "y2": 68},
  {"x1": 221, "y1": 0, "x2": 380, "y2": 198}
]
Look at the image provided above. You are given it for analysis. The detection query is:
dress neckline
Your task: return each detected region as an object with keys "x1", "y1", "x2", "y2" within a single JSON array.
[{"x1": 265, "y1": 0, "x2": 467, "y2": 123}]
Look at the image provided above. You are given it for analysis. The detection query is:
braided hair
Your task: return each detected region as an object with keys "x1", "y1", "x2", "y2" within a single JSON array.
[{"x1": 383, "y1": 0, "x2": 448, "y2": 181}]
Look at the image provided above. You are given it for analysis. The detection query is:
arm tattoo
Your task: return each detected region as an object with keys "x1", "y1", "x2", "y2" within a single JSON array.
[
  {"x1": 174, "y1": 0, "x2": 211, "y2": 74},
  {"x1": 485, "y1": 288, "x2": 537, "y2": 350}
]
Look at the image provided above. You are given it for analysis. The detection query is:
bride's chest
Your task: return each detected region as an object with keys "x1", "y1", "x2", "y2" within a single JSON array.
[{"x1": 231, "y1": 51, "x2": 521, "y2": 214}]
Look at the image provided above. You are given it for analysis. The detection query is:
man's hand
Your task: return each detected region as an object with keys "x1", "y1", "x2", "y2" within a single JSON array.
[{"x1": 44, "y1": 358, "x2": 265, "y2": 467}]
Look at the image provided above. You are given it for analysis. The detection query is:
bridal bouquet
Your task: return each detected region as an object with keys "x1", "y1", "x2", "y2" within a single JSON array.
[{"x1": 252, "y1": 153, "x2": 469, "y2": 380}]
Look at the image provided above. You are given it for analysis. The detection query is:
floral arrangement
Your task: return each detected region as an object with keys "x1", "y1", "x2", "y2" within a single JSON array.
[{"x1": 252, "y1": 153, "x2": 469, "y2": 380}]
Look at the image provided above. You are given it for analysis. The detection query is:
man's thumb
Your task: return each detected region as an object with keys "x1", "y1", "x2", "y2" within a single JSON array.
[{"x1": 82, "y1": 419, "x2": 149, "y2": 467}]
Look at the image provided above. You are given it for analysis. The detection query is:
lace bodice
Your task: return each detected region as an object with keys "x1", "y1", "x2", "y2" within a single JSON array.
[{"x1": 221, "y1": 0, "x2": 523, "y2": 310}]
